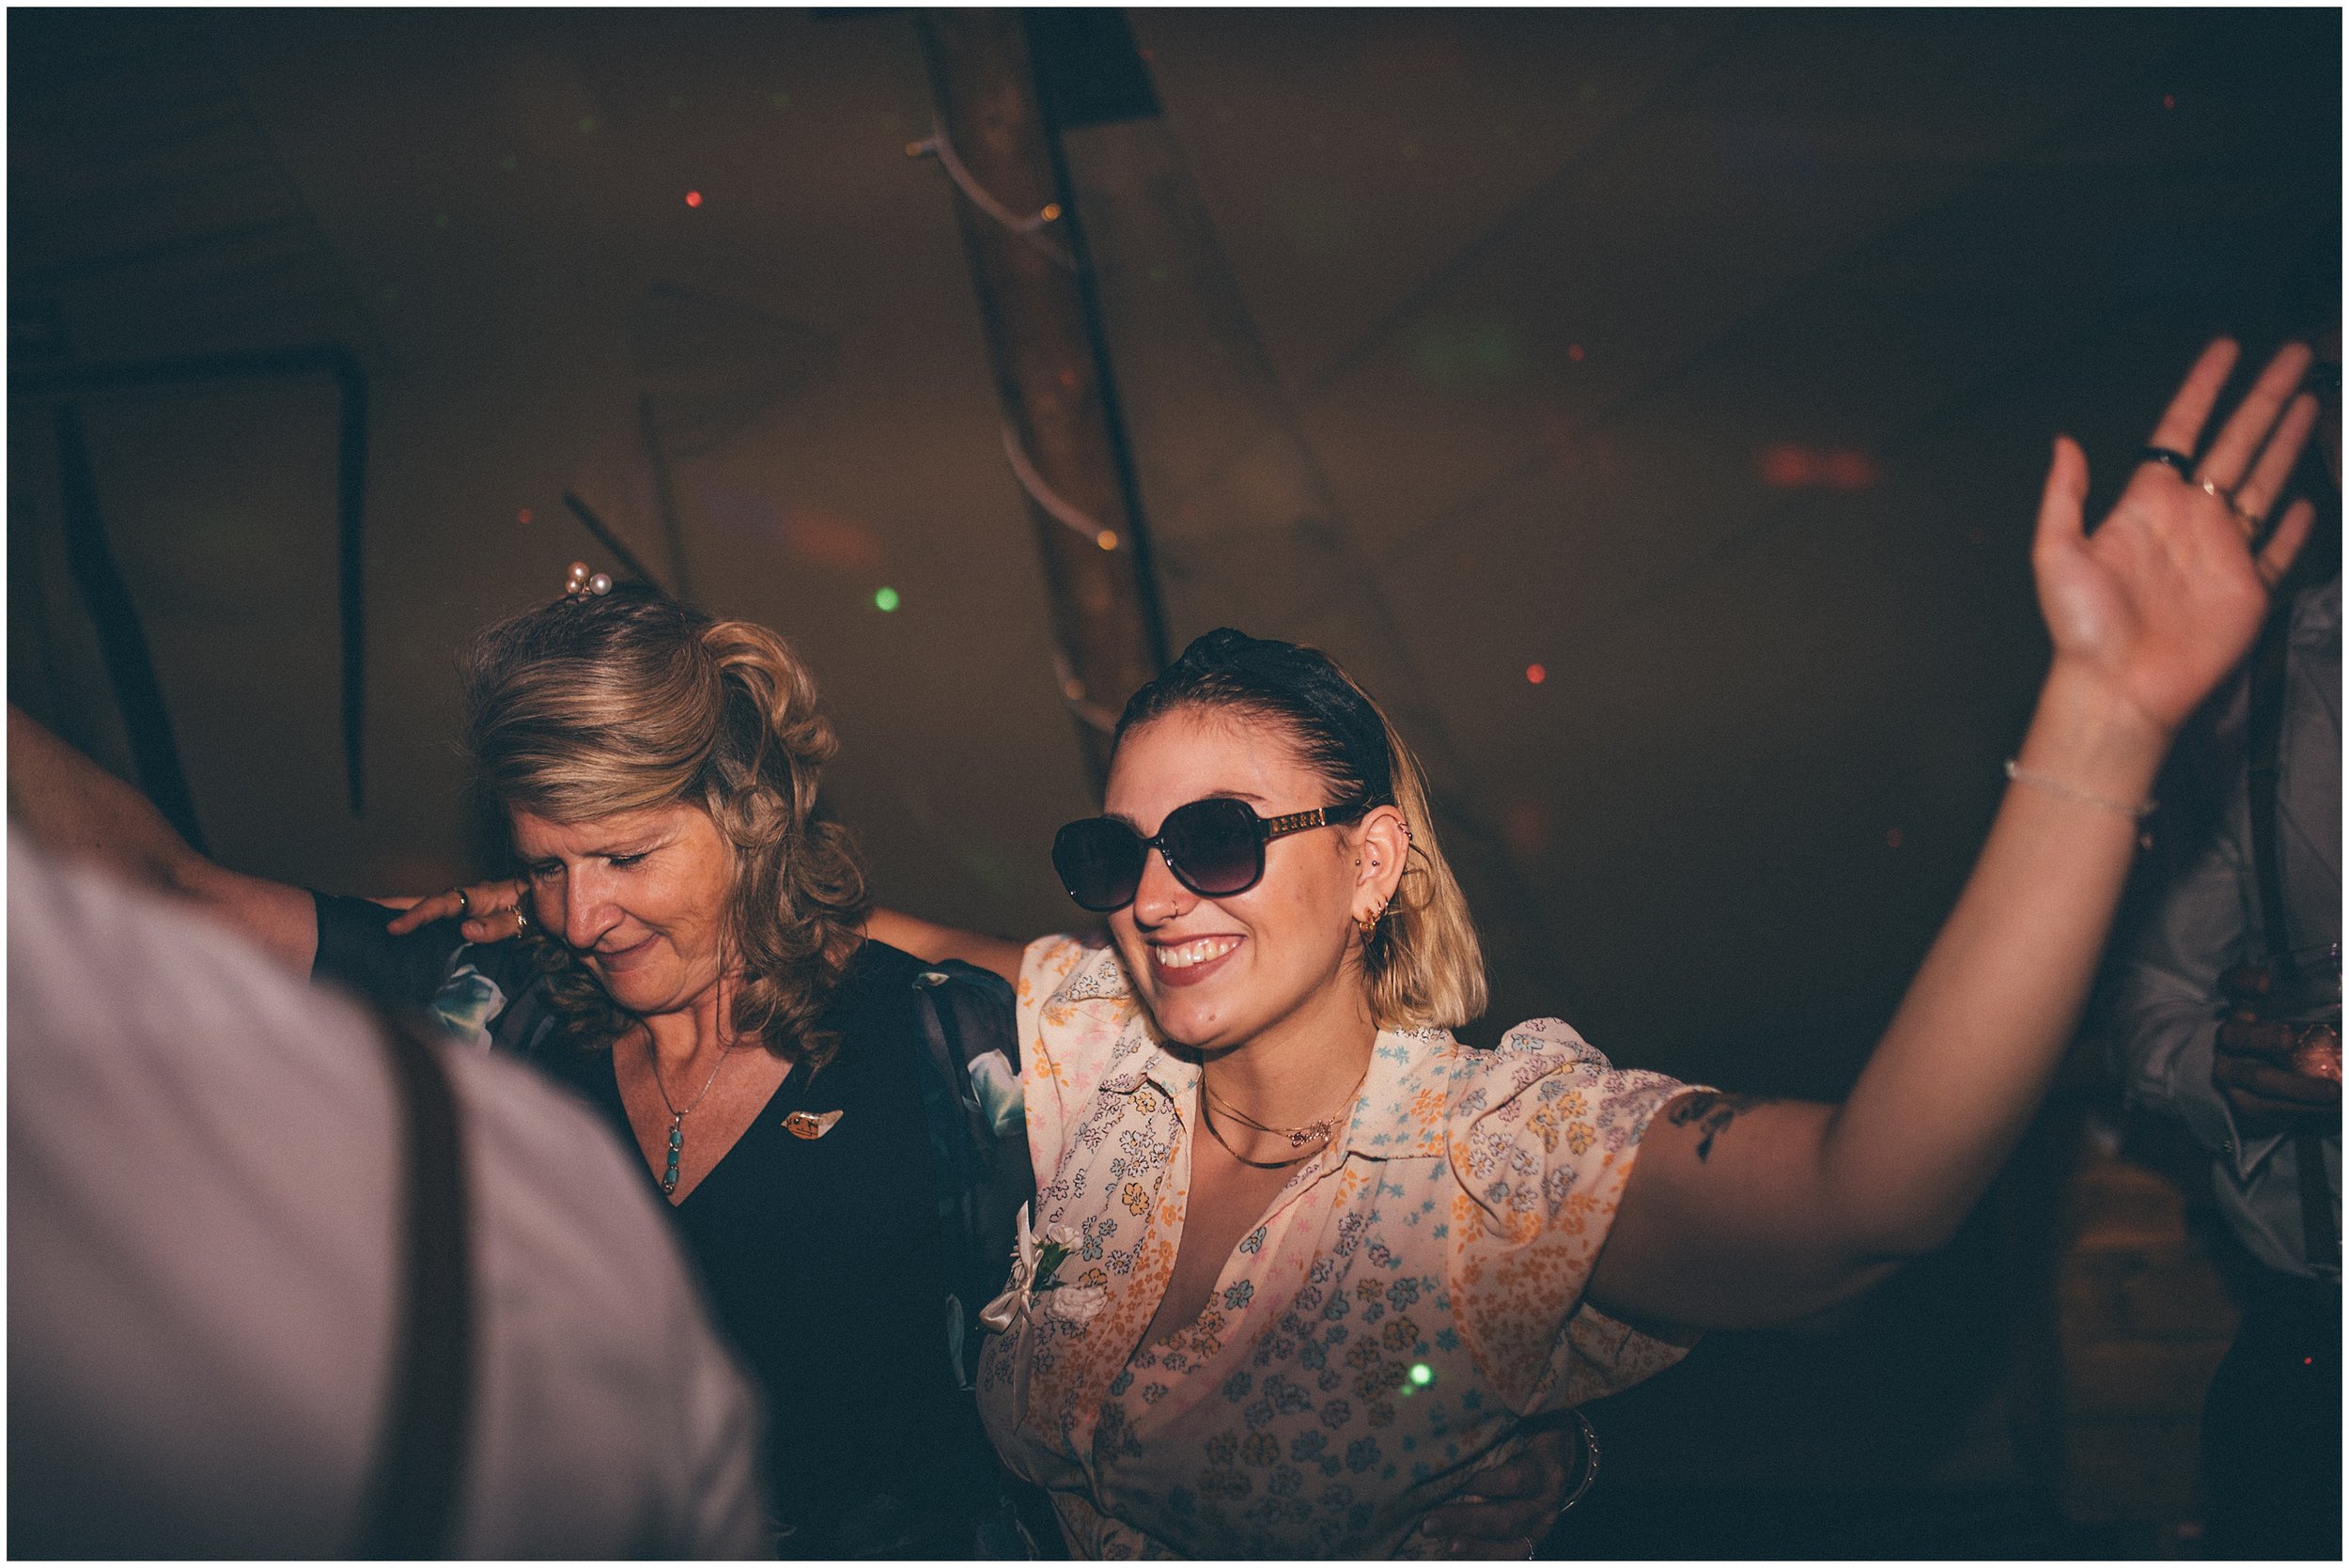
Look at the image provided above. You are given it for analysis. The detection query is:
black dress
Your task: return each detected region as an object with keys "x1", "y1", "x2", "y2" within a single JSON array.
[{"x1": 313, "y1": 896, "x2": 1003, "y2": 1557}]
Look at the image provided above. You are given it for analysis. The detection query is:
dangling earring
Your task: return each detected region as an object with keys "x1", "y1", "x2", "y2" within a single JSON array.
[{"x1": 1357, "y1": 902, "x2": 1386, "y2": 939}]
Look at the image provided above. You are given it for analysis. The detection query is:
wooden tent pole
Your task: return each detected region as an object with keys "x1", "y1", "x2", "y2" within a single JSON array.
[{"x1": 914, "y1": 8, "x2": 1166, "y2": 787}]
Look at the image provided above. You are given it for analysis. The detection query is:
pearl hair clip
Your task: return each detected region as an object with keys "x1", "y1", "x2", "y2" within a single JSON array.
[{"x1": 563, "y1": 561, "x2": 614, "y2": 599}]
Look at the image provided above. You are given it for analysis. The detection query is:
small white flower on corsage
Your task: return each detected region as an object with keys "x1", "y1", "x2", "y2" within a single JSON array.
[
  {"x1": 427, "y1": 964, "x2": 506, "y2": 1053},
  {"x1": 980, "y1": 1203, "x2": 1106, "y2": 1331}
]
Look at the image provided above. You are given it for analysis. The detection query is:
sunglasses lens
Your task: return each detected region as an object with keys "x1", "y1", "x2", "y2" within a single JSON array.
[
  {"x1": 1052, "y1": 818, "x2": 1143, "y2": 912},
  {"x1": 1159, "y1": 798, "x2": 1266, "y2": 896}
]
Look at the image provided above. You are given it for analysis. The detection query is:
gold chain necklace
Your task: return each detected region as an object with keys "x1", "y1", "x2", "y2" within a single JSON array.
[
  {"x1": 1200, "y1": 1095, "x2": 1319, "y2": 1170},
  {"x1": 1197, "y1": 1061, "x2": 1370, "y2": 1170}
]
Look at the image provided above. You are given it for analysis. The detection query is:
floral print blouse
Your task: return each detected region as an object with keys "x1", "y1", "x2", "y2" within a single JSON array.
[{"x1": 976, "y1": 934, "x2": 1702, "y2": 1559}]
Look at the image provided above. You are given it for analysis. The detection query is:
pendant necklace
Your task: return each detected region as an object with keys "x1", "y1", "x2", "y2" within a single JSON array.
[
  {"x1": 1199, "y1": 1060, "x2": 1371, "y2": 1171},
  {"x1": 646, "y1": 1033, "x2": 736, "y2": 1196},
  {"x1": 1201, "y1": 1095, "x2": 1317, "y2": 1170}
]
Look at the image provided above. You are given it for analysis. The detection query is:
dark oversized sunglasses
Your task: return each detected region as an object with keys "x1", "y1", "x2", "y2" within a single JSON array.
[{"x1": 1051, "y1": 796, "x2": 1374, "y2": 913}]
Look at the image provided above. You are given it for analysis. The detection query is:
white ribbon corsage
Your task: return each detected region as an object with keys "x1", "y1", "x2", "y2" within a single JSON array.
[{"x1": 980, "y1": 1203, "x2": 1105, "y2": 1331}]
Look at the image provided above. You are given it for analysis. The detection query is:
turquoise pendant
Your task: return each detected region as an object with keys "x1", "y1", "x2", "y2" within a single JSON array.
[{"x1": 661, "y1": 1118, "x2": 684, "y2": 1195}]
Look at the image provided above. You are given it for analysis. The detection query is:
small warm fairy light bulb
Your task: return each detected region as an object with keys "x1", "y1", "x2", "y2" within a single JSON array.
[
  {"x1": 1040, "y1": 203, "x2": 1062, "y2": 222},
  {"x1": 874, "y1": 586, "x2": 901, "y2": 613},
  {"x1": 685, "y1": 190, "x2": 704, "y2": 208},
  {"x1": 1097, "y1": 529, "x2": 1119, "y2": 551},
  {"x1": 1525, "y1": 662, "x2": 1547, "y2": 685}
]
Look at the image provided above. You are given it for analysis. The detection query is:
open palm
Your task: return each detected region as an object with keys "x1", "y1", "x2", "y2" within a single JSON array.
[{"x1": 2033, "y1": 339, "x2": 2318, "y2": 737}]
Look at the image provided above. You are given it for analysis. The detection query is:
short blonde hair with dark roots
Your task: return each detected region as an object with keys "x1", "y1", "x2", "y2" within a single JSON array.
[{"x1": 1114, "y1": 629, "x2": 1486, "y2": 1031}]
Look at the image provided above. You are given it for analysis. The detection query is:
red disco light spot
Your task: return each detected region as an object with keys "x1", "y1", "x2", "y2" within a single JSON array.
[
  {"x1": 1886, "y1": 829, "x2": 1904, "y2": 848},
  {"x1": 1823, "y1": 449, "x2": 1883, "y2": 491},
  {"x1": 685, "y1": 190, "x2": 704, "y2": 208},
  {"x1": 1566, "y1": 343, "x2": 1585, "y2": 362},
  {"x1": 517, "y1": 507, "x2": 533, "y2": 525},
  {"x1": 1524, "y1": 662, "x2": 1547, "y2": 685},
  {"x1": 1759, "y1": 444, "x2": 1814, "y2": 488}
]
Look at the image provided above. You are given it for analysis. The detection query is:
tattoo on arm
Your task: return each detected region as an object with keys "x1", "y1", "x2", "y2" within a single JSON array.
[{"x1": 1666, "y1": 1091, "x2": 1779, "y2": 1162}]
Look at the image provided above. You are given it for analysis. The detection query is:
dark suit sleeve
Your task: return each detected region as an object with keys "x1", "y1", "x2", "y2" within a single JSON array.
[{"x1": 309, "y1": 891, "x2": 471, "y2": 1007}]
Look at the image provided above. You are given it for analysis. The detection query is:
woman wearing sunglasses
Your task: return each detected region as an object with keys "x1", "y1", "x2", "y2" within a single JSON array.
[{"x1": 863, "y1": 340, "x2": 2324, "y2": 1557}]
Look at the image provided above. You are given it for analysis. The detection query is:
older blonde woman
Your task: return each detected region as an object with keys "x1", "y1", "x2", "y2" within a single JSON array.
[{"x1": 12, "y1": 587, "x2": 1017, "y2": 1557}]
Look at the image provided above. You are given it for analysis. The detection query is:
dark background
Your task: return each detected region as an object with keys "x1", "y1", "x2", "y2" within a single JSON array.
[{"x1": 10, "y1": 8, "x2": 2338, "y2": 1554}]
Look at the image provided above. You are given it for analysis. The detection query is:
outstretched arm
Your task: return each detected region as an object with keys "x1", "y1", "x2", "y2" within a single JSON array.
[
  {"x1": 8, "y1": 706, "x2": 320, "y2": 971},
  {"x1": 1588, "y1": 340, "x2": 2320, "y2": 1331},
  {"x1": 863, "y1": 907, "x2": 1027, "y2": 984}
]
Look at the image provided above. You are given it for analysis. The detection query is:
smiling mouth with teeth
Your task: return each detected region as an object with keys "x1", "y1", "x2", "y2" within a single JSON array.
[{"x1": 1155, "y1": 937, "x2": 1241, "y2": 970}]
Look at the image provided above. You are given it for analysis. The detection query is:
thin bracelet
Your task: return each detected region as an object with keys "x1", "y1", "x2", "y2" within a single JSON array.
[{"x1": 2003, "y1": 758, "x2": 2156, "y2": 821}]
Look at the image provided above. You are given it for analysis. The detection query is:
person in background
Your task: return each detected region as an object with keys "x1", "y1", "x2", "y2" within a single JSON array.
[
  {"x1": 7, "y1": 830, "x2": 770, "y2": 1559},
  {"x1": 2105, "y1": 331, "x2": 2340, "y2": 1560}
]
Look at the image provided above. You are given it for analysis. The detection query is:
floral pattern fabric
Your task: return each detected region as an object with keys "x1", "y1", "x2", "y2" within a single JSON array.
[{"x1": 977, "y1": 934, "x2": 1702, "y2": 1559}]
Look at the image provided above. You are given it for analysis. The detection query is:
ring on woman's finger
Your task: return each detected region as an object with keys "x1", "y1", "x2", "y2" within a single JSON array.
[
  {"x1": 513, "y1": 902, "x2": 532, "y2": 934},
  {"x1": 2139, "y1": 445, "x2": 2196, "y2": 478},
  {"x1": 455, "y1": 887, "x2": 471, "y2": 918},
  {"x1": 2201, "y1": 476, "x2": 2267, "y2": 534}
]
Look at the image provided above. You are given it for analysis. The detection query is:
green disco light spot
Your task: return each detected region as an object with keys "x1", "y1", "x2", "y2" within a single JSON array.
[
  {"x1": 1408, "y1": 1362, "x2": 1434, "y2": 1386},
  {"x1": 874, "y1": 586, "x2": 900, "y2": 613}
]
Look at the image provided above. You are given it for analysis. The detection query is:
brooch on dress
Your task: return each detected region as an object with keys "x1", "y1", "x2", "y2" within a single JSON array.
[{"x1": 783, "y1": 1109, "x2": 844, "y2": 1140}]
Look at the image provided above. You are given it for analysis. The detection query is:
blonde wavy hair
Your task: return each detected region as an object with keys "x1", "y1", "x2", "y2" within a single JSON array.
[
  {"x1": 1113, "y1": 629, "x2": 1486, "y2": 1031},
  {"x1": 463, "y1": 584, "x2": 870, "y2": 1072}
]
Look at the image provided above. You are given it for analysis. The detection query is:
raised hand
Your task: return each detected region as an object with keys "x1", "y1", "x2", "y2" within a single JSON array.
[
  {"x1": 383, "y1": 876, "x2": 532, "y2": 942},
  {"x1": 2032, "y1": 339, "x2": 2317, "y2": 740}
]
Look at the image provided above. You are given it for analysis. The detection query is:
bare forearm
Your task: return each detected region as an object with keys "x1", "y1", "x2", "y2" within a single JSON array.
[
  {"x1": 8, "y1": 706, "x2": 319, "y2": 970},
  {"x1": 862, "y1": 906, "x2": 1026, "y2": 984},
  {"x1": 1595, "y1": 670, "x2": 2172, "y2": 1328},
  {"x1": 1597, "y1": 341, "x2": 2315, "y2": 1329},
  {"x1": 1819, "y1": 662, "x2": 2166, "y2": 1252}
]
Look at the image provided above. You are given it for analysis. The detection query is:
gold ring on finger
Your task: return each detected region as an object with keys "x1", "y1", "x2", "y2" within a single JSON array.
[{"x1": 2195, "y1": 475, "x2": 2260, "y2": 534}]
